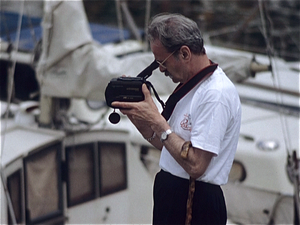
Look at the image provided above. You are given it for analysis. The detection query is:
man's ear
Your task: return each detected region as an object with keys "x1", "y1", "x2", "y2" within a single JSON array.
[{"x1": 180, "y1": 45, "x2": 191, "y2": 61}]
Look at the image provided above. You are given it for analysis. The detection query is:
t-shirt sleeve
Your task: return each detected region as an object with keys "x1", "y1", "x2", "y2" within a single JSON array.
[{"x1": 190, "y1": 89, "x2": 231, "y2": 155}]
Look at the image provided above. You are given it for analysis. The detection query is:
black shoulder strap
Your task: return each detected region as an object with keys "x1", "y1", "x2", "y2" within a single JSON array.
[{"x1": 161, "y1": 63, "x2": 218, "y2": 121}]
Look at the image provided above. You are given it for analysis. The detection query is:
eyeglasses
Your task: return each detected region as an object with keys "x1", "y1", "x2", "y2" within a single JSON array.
[{"x1": 156, "y1": 50, "x2": 177, "y2": 69}]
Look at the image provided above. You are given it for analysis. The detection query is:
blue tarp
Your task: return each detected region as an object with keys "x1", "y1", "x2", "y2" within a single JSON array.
[{"x1": 0, "y1": 11, "x2": 132, "y2": 51}]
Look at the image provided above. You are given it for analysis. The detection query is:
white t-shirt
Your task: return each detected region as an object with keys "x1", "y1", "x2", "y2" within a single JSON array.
[{"x1": 159, "y1": 66, "x2": 241, "y2": 185}]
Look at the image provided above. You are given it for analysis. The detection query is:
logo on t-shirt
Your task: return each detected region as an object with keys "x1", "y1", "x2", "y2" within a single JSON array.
[{"x1": 180, "y1": 114, "x2": 192, "y2": 131}]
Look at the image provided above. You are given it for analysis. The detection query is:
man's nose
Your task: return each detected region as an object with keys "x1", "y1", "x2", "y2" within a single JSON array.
[{"x1": 159, "y1": 65, "x2": 166, "y2": 72}]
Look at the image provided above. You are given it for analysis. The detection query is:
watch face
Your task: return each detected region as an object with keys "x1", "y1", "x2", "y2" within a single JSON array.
[
  {"x1": 161, "y1": 129, "x2": 172, "y2": 141},
  {"x1": 161, "y1": 132, "x2": 167, "y2": 140}
]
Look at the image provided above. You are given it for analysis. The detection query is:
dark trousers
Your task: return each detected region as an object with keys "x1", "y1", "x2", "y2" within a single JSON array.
[{"x1": 153, "y1": 170, "x2": 227, "y2": 225}]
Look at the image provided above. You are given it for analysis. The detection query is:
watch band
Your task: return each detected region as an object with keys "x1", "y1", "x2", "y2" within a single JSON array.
[{"x1": 145, "y1": 132, "x2": 156, "y2": 142}]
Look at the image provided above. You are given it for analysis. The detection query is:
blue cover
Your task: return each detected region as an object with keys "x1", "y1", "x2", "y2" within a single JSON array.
[{"x1": 0, "y1": 11, "x2": 132, "y2": 51}]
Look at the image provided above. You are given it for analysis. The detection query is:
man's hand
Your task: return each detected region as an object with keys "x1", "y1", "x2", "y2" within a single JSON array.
[
  {"x1": 112, "y1": 83, "x2": 160, "y2": 126},
  {"x1": 111, "y1": 84, "x2": 167, "y2": 148}
]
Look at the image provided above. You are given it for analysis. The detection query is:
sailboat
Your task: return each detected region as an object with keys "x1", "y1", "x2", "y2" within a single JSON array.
[{"x1": 1, "y1": 0, "x2": 299, "y2": 224}]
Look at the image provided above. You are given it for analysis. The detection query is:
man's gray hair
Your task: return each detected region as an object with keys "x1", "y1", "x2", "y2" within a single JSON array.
[{"x1": 147, "y1": 13, "x2": 205, "y2": 55}]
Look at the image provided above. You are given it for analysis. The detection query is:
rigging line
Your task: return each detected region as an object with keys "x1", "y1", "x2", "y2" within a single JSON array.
[
  {"x1": 25, "y1": 5, "x2": 37, "y2": 44},
  {"x1": 115, "y1": 0, "x2": 124, "y2": 42},
  {"x1": 258, "y1": 0, "x2": 292, "y2": 155},
  {"x1": 1, "y1": 0, "x2": 25, "y2": 158},
  {"x1": 284, "y1": 26, "x2": 300, "y2": 51},
  {"x1": 0, "y1": 2, "x2": 25, "y2": 224},
  {"x1": 264, "y1": 3, "x2": 293, "y2": 155},
  {"x1": 1, "y1": 8, "x2": 12, "y2": 42},
  {"x1": 120, "y1": 1, "x2": 142, "y2": 42},
  {"x1": 144, "y1": 0, "x2": 151, "y2": 51}
]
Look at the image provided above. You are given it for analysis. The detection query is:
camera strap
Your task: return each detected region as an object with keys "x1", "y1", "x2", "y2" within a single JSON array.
[
  {"x1": 161, "y1": 63, "x2": 218, "y2": 121},
  {"x1": 145, "y1": 81, "x2": 166, "y2": 110}
]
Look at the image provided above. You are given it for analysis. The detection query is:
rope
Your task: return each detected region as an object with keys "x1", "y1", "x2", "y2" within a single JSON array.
[
  {"x1": 144, "y1": 0, "x2": 151, "y2": 51},
  {"x1": 0, "y1": 1, "x2": 25, "y2": 223},
  {"x1": 258, "y1": 0, "x2": 292, "y2": 155},
  {"x1": 115, "y1": 0, "x2": 124, "y2": 42},
  {"x1": 258, "y1": 1, "x2": 299, "y2": 223},
  {"x1": 1, "y1": 0, "x2": 24, "y2": 159}
]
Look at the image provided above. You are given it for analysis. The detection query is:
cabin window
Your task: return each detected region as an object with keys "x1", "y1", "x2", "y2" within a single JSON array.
[
  {"x1": 66, "y1": 143, "x2": 96, "y2": 207},
  {"x1": 228, "y1": 160, "x2": 247, "y2": 182},
  {"x1": 24, "y1": 143, "x2": 63, "y2": 224},
  {"x1": 7, "y1": 170, "x2": 22, "y2": 224},
  {"x1": 98, "y1": 142, "x2": 127, "y2": 196}
]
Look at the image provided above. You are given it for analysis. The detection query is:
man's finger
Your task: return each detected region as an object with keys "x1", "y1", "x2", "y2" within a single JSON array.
[
  {"x1": 142, "y1": 83, "x2": 151, "y2": 100},
  {"x1": 111, "y1": 101, "x2": 136, "y2": 109}
]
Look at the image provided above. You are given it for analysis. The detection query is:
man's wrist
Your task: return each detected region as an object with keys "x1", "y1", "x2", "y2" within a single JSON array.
[{"x1": 144, "y1": 131, "x2": 156, "y2": 142}]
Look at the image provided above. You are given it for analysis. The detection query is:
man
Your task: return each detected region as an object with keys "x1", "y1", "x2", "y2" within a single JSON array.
[{"x1": 112, "y1": 13, "x2": 241, "y2": 225}]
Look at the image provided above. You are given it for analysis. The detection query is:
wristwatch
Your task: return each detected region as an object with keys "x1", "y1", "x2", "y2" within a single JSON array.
[{"x1": 160, "y1": 129, "x2": 173, "y2": 142}]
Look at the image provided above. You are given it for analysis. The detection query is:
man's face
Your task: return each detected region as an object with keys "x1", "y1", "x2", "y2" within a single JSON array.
[{"x1": 150, "y1": 40, "x2": 186, "y2": 84}]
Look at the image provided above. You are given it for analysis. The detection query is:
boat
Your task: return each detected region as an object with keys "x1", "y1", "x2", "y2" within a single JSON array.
[
  {"x1": 212, "y1": 45, "x2": 299, "y2": 224},
  {"x1": 1, "y1": 0, "x2": 299, "y2": 224},
  {"x1": 0, "y1": 1, "x2": 157, "y2": 224}
]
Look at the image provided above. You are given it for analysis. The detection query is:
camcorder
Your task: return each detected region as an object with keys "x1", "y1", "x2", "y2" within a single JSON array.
[
  {"x1": 105, "y1": 60, "x2": 159, "y2": 108},
  {"x1": 105, "y1": 60, "x2": 160, "y2": 124}
]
